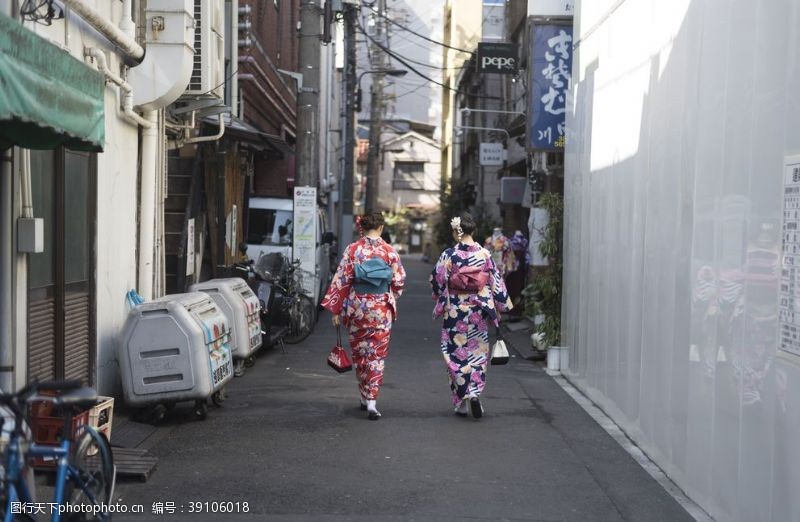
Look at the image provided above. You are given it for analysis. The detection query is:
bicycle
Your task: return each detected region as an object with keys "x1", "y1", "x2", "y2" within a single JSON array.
[
  {"x1": 1, "y1": 380, "x2": 115, "y2": 522},
  {"x1": 279, "y1": 260, "x2": 316, "y2": 345}
]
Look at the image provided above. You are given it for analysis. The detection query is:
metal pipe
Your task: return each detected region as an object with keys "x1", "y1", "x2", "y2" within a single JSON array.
[
  {"x1": 231, "y1": 0, "x2": 239, "y2": 118},
  {"x1": 119, "y1": 0, "x2": 135, "y2": 39},
  {"x1": 138, "y1": 111, "x2": 159, "y2": 299},
  {"x1": 62, "y1": 0, "x2": 144, "y2": 62},
  {"x1": 184, "y1": 114, "x2": 225, "y2": 144},
  {"x1": 19, "y1": 150, "x2": 32, "y2": 219},
  {"x1": 459, "y1": 107, "x2": 525, "y2": 117},
  {"x1": 455, "y1": 125, "x2": 510, "y2": 138},
  {"x1": 0, "y1": 149, "x2": 14, "y2": 392}
]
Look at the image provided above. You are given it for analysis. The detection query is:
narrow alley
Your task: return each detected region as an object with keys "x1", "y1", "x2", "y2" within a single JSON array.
[{"x1": 115, "y1": 258, "x2": 692, "y2": 521}]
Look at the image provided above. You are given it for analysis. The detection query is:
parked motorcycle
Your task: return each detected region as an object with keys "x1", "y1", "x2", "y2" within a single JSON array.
[{"x1": 232, "y1": 244, "x2": 316, "y2": 349}]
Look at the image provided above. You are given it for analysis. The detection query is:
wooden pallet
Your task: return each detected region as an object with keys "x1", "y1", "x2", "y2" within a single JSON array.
[{"x1": 112, "y1": 447, "x2": 158, "y2": 482}]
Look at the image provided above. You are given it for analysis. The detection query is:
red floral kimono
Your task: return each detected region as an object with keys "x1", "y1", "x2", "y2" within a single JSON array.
[{"x1": 322, "y1": 236, "x2": 406, "y2": 400}]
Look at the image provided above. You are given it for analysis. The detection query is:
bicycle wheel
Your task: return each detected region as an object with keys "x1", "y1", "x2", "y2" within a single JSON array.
[
  {"x1": 283, "y1": 294, "x2": 315, "y2": 344},
  {"x1": 65, "y1": 428, "x2": 114, "y2": 521}
]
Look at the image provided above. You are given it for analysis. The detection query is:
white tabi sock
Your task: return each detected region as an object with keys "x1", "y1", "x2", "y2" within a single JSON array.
[{"x1": 366, "y1": 399, "x2": 379, "y2": 414}]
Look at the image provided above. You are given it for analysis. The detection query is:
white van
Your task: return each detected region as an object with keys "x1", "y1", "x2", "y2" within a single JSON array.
[{"x1": 245, "y1": 197, "x2": 333, "y2": 304}]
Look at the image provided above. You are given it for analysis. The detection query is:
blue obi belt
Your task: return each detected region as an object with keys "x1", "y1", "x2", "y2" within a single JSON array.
[{"x1": 354, "y1": 258, "x2": 393, "y2": 294}]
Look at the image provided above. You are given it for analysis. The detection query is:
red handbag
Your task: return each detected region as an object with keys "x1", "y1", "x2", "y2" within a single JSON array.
[
  {"x1": 327, "y1": 326, "x2": 352, "y2": 373},
  {"x1": 448, "y1": 264, "x2": 490, "y2": 292}
]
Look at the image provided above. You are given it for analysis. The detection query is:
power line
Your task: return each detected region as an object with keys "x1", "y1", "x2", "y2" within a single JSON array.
[
  {"x1": 357, "y1": 21, "x2": 449, "y2": 91},
  {"x1": 363, "y1": 4, "x2": 474, "y2": 55},
  {"x1": 356, "y1": 20, "x2": 497, "y2": 101}
]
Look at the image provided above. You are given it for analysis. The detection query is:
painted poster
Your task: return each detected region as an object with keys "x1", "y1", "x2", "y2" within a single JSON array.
[{"x1": 528, "y1": 23, "x2": 573, "y2": 150}]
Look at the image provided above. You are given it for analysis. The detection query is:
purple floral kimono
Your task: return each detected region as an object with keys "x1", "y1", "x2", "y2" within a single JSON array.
[{"x1": 430, "y1": 242, "x2": 513, "y2": 406}]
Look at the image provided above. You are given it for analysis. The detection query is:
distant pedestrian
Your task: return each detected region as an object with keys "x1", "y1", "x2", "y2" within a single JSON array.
[
  {"x1": 430, "y1": 212, "x2": 513, "y2": 419},
  {"x1": 380, "y1": 230, "x2": 392, "y2": 244},
  {"x1": 322, "y1": 212, "x2": 406, "y2": 420}
]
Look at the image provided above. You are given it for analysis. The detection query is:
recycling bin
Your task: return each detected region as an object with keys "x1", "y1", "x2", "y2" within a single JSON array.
[
  {"x1": 189, "y1": 278, "x2": 262, "y2": 360},
  {"x1": 118, "y1": 292, "x2": 233, "y2": 418}
]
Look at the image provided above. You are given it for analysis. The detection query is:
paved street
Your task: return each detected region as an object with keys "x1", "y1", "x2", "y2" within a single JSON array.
[{"x1": 116, "y1": 258, "x2": 693, "y2": 521}]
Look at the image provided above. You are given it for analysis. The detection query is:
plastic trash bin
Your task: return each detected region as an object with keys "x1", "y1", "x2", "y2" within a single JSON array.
[
  {"x1": 118, "y1": 292, "x2": 233, "y2": 420},
  {"x1": 189, "y1": 278, "x2": 262, "y2": 360}
]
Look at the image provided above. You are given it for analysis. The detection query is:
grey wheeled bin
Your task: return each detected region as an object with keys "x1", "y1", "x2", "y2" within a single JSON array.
[
  {"x1": 118, "y1": 292, "x2": 234, "y2": 422},
  {"x1": 189, "y1": 278, "x2": 262, "y2": 377}
]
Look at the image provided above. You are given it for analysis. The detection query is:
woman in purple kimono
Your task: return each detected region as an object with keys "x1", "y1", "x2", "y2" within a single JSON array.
[{"x1": 430, "y1": 213, "x2": 513, "y2": 418}]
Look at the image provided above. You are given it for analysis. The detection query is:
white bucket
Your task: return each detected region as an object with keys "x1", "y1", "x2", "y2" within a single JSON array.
[{"x1": 546, "y1": 347, "x2": 560, "y2": 371}]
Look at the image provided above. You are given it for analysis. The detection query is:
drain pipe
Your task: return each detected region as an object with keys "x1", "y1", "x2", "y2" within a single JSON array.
[
  {"x1": 0, "y1": 149, "x2": 13, "y2": 392},
  {"x1": 139, "y1": 111, "x2": 159, "y2": 300},
  {"x1": 84, "y1": 48, "x2": 155, "y2": 129},
  {"x1": 119, "y1": 0, "x2": 135, "y2": 39},
  {"x1": 61, "y1": 0, "x2": 144, "y2": 62},
  {"x1": 184, "y1": 114, "x2": 226, "y2": 144}
]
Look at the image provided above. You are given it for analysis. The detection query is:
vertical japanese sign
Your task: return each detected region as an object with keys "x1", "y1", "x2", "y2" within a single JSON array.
[
  {"x1": 293, "y1": 186, "x2": 317, "y2": 297},
  {"x1": 186, "y1": 218, "x2": 195, "y2": 277},
  {"x1": 780, "y1": 155, "x2": 800, "y2": 356},
  {"x1": 528, "y1": 23, "x2": 573, "y2": 150}
]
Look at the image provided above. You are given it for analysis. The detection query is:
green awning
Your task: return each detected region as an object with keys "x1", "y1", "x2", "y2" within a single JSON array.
[{"x1": 0, "y1": 12, "x2": 104, "y2": 152}]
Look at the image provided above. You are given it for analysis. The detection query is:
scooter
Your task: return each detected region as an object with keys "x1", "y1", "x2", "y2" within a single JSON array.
[{"x1": 231, "y1": 244, "x2": 292, "y2": 350}]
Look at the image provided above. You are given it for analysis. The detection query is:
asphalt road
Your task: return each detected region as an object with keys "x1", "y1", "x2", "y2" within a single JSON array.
[{"x1": 115, "y1": 257, "x2": 693, "y2": 522}]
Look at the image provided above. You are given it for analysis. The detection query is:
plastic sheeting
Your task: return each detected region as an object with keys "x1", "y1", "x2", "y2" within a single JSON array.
[{"x1": 563, "y1": 1, "x2": 800, "y2": 520}]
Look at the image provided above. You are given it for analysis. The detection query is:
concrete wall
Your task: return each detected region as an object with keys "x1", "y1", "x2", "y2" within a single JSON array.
[{"x1": 564, "y1": 0, "x2": 800, "y2": 520}]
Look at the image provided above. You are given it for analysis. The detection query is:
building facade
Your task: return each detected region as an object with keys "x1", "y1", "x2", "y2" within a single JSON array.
[{"x1": 439, "y1": 0, "x2": 482, "y2": 187}]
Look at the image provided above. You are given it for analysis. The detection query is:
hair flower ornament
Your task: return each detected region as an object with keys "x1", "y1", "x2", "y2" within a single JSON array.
[{"x1": 450, "y1": 216, "x2": 464, "y2": 239}]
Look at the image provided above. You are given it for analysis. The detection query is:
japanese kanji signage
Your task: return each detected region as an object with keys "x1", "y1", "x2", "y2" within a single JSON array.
[
  {"x1": 293, "y1": 186, "x2": 317, "y2": 297},
  {"x1": 780, "y1": 155, "x2": 800, "y2": 357},
  {"x1": 528, "y1": 23, "x2": 573, "y2": 150},
  {"x1": 480, "y1": 143, "x2": 505, "y2": 166},
  {"x1": 477, "y1": 43, "x2": 518, "y2": 75}
]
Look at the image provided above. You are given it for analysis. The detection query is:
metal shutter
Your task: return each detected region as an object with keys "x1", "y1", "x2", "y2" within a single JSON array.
[
  {"x1": 27, "y1": 297, "x2": 57, "y2": 382},
  {"x1": 63, "y1": 292, "x2": 91, "y2": 384}
]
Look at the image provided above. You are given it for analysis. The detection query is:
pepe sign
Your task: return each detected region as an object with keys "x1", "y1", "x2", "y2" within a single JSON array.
[{"x1": 477, "y1": 42, "x2": 518, "y2": 74}]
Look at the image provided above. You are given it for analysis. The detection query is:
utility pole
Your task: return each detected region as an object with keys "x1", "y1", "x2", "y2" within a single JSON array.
[
  {"x1": 296, "y1": 0, "x2": 321, "y2": 188},
  {"x1": 339, "y1": 3, "x2": 357, "y2": 251},
  {"x1": 364, "y1": 0, "x2": 386, "y2": 213}
]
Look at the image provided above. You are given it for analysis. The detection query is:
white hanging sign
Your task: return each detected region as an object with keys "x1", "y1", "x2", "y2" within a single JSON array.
[{"x1": 480, "y1": 142, "x2": 505, "y2": 166}]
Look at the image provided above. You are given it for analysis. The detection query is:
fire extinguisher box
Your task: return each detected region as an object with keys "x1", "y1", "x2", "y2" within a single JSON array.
[
  {"x1": 189, "y1": 278, "x2": 262, "y2": 359},
  {"x1": 118, "y1": 292, "x2": 234, "y2": 407}
]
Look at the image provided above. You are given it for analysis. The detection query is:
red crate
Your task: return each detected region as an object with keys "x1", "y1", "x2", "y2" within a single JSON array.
[{"x1": 28, "y1": 393, "x2": 91, "y2": 469}]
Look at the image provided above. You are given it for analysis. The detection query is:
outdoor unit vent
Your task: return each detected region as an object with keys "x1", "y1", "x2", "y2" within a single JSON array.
[
  {"x1": 500, "y1": 177, "x2": 527, "y2": 204},
  {"x1": 185, "y1": 0, "x2": 224, "y2": 98}
]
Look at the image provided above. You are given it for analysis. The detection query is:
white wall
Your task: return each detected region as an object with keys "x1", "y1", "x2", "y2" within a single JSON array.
[
  {"x1": 21, "y1": 2, "x2": 141, "y2": 395},
  {"x1": 564, "y1": 0, "x2": 800, "y2": 520}
]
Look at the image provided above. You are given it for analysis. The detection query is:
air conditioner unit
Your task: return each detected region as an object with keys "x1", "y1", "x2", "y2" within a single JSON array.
[{"x1": 185, "y1": 0, "x2": 225, "y2": 98}]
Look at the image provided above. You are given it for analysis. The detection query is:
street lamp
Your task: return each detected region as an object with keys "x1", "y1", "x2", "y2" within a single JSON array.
[{"x1": 355, "y1": 69, "x2": 407, "y2": 112}]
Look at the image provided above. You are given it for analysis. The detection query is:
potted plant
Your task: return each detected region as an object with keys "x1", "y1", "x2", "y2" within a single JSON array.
[{"x1": 522, "y1": 192, "x2": 565, "y2": 370}]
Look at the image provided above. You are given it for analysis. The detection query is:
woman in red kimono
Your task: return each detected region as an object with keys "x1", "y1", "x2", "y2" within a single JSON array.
[{"x1": 322, "y1": 212, "x2": 406, "y2": 420}]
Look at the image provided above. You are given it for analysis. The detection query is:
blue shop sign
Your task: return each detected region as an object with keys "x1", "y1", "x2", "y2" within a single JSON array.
[{"x1": 528, "y1": 23, "x2": 573, "y2": 150}]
